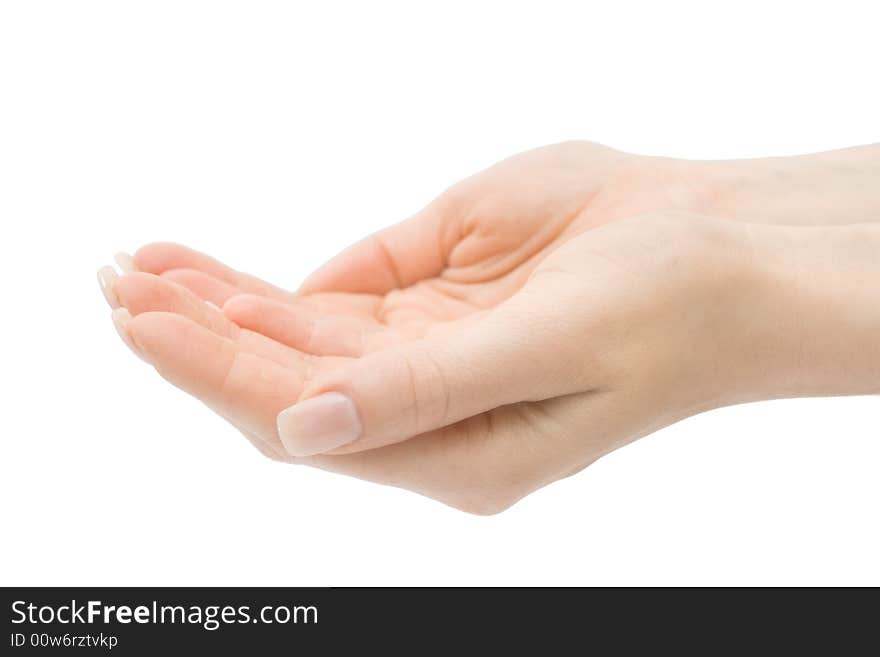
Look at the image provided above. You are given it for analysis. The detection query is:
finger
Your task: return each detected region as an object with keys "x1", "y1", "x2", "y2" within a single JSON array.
[
  {"x1": 275, "y1": 291, "x2": 589, "y2": 457},
  {"x1": 299, "y1": 201, "x2": 449, "y2": 295},
  {"x1": 295, "y1": 292, "x2": 384, "y2": 319},
  {"x1": 122, "y1": 311, "x2": 310, "y2": 450},
  {"x1": 134, "y1": 242, "x2": 292, "y2": 300},
  {"x1": 110, "y1": 271, "x2": 311, "y2": 372},
  {"x1": 160, "y1": 268, "x2": 244, "y2": 307},
  {"x1": 114, "y1": 272, "x2": 237, "y2": 338},
  {"x1": 103, "y1": 275, "x2": 304, "y2": 462},
  {"x1": 223, "y1": 294, "x2": 403, "y2": 357}
]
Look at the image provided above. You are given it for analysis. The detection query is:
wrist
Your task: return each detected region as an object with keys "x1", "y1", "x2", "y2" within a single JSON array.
[
  {"x1": 647, "y1": 144, "x2": 880, "y2": 226},
  {"x1": 735, "y1": 222, "x2": 880, "y2": 401}
]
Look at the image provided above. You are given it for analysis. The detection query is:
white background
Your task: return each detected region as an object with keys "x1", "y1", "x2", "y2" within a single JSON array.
[{"x1": 1, "y1": 1, "x2": 878, "y2": 586}]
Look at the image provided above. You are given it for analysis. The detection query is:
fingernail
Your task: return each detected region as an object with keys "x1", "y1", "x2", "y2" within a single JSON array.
[
  {"x1": 115, "y1": 251, "x2": 137, "y2": 273},
  {"x1": 277, "y1": 392, "x2": 362, "y2": 457},
  {"x1": 97, "y1": 266, "x2": 121, "y2": 308},
  {"x1": 111, "y1": 307, "x2": 147, "y2": 362}
]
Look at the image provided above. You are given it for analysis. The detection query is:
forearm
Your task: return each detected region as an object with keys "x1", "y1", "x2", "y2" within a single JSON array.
[{"x1": 654, "y1": 143, "x2": 880, "y2": 227}]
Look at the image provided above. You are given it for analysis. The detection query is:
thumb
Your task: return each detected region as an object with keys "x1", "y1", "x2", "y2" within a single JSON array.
[
  {"x1": 275, "y1": 297, "x2": 587, "y2": 456},
  {"x1": 298, "y1": 202, "x2": 447, "y2": 296}
]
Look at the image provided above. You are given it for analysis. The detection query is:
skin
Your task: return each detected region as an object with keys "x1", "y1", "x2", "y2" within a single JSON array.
[{"x1": 98, "y1": 141, "x2": 880, "y2": 514}]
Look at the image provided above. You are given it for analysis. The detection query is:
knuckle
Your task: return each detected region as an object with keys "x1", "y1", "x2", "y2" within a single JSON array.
[{"x1": 395, "y1": 347, "x2": 452, "y2": 435}]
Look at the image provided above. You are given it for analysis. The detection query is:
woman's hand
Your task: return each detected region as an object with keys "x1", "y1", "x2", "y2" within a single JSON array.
[
  {"x1": 98, "y1": 142, "x2": 880, "y2": 513},
  {"x1": 100, "y1": 212, "x2": 880, "y2": 513}
]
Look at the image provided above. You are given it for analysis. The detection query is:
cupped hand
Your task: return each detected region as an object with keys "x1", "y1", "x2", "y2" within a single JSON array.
[
  {"x1": 98, "y1": 141, "x2": 879, "y2": 512},
  {"x1": 98, "y1": 142, "x2": 690, "y2": 495},
  {"x1": 101, "y1": 208, "x2": 782, "y2": 514}
]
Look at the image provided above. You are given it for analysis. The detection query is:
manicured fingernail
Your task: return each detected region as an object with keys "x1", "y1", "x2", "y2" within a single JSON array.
[
  {"x1": 115, "y1": 251, "x2": 137, "y2": 273},
  {"x1": 111, "y1": 308, "x2": 147, "y2": 362},
  {"x1": 97, "y1": 266, "x2": 121, "y2": 308},
  {"x1": 277, "y1": 392, "x2": 362, "y2": 457}
]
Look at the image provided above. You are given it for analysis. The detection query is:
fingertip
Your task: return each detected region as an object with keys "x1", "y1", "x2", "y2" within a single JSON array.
[
  {"x1": 132, "y1": 242, "x2": 189, "y2": 274},
  {"x1": 296, "y1": 240, "x2": 395, "y2": 295},
  {"x1": 97, "y1": 266, "x2": 120, "y2": 308},
  {"x1": 125, "y1": 311, "x2": 193, "y2": 360},
  {"x1": 296, "y1": 270, "x2": 328, "y2": 295},
  {"x1": 160, "y1": 268, "x2": 240, "y2": 306},
  {"x1": 221, "y1": 294, "x2": 342, "y2": 355},
  {"x1": 112, "y1": 271, "x2": 158, "y2": 309},
  {"x1": 123, "y1": 310, "x2": 166, "y2": 349},
  {"x1": 113, "y1": 271, "x2": 187, "y2": 317},
  {"x1": 221, "y1": 293, "x2": 265, "y2": 322},
  {"x1": 222, "y1": 292, "x2": 259, "y2": 313}
]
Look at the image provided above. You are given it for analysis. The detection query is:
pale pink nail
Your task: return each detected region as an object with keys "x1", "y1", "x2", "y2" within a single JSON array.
[
  {"x1": 277, "y1": 393, "x2": 362, "y2": 457},
  {"x1": 114, "y1": 251, "x2": 137, "y2": 273},
  {"x1": 97, "y1": 266, "x2": 120, "y2": 308}
]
